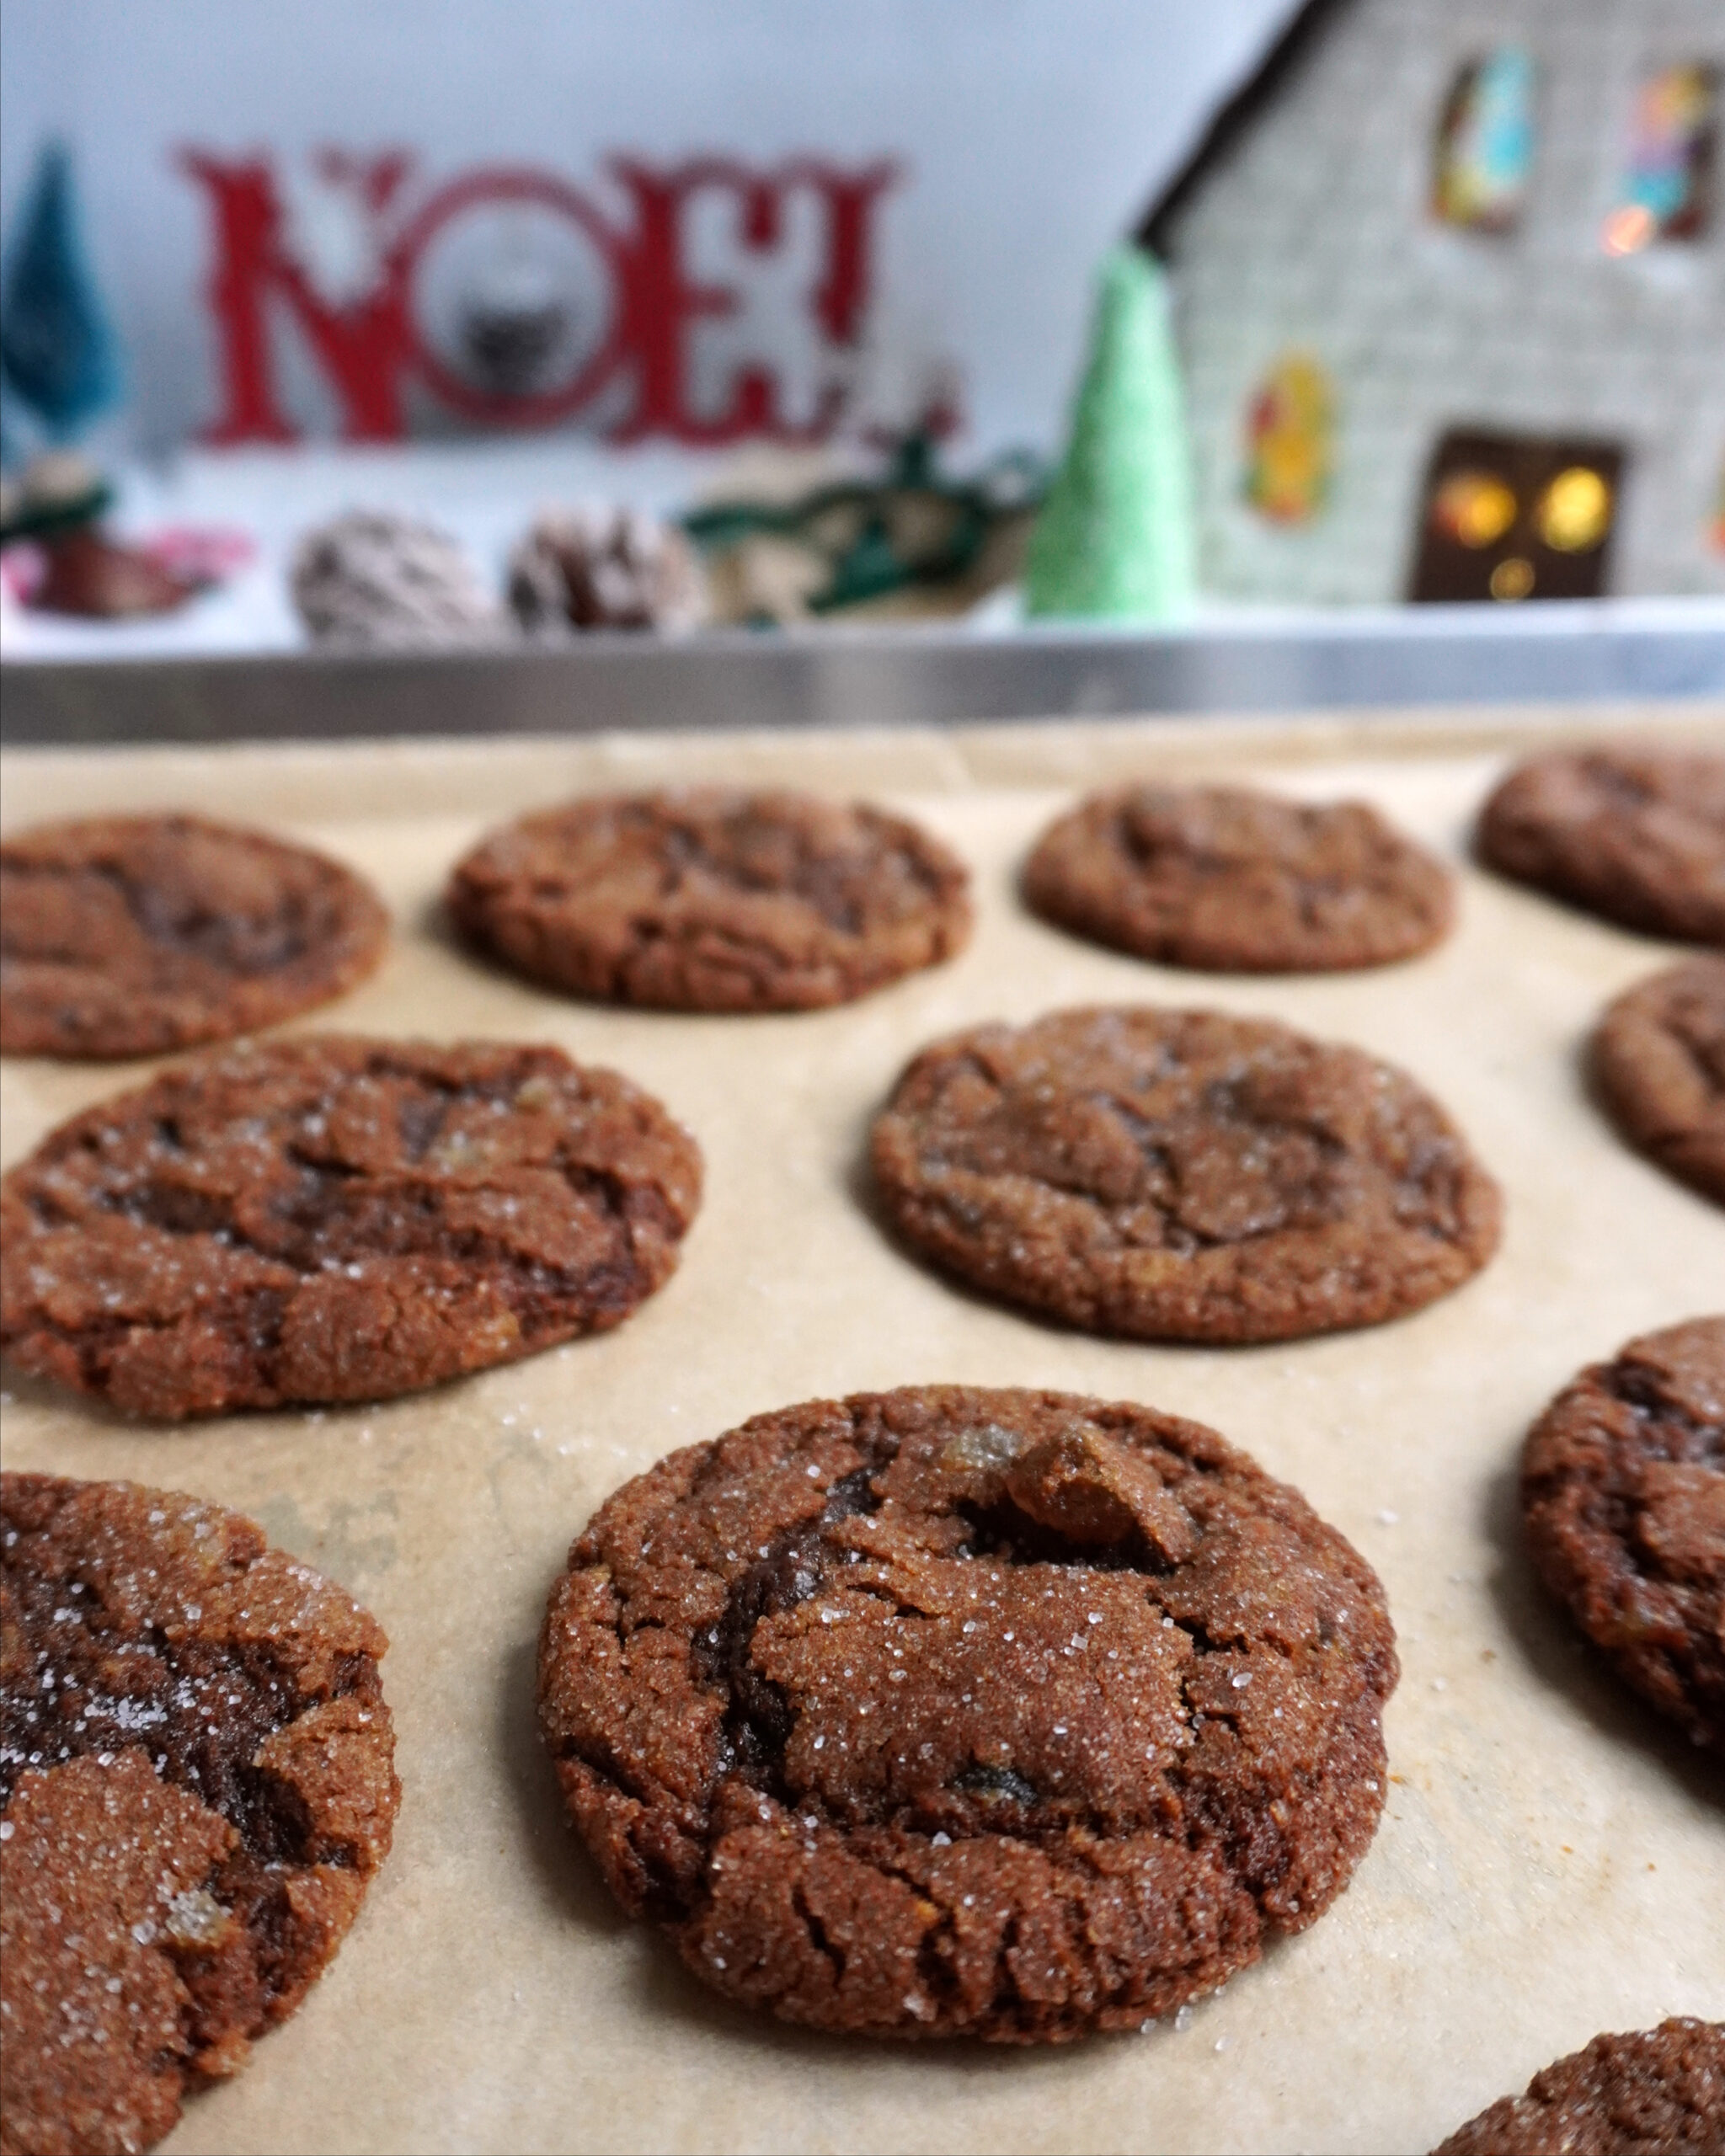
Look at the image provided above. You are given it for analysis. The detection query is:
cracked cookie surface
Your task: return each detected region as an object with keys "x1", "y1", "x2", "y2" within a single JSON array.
[
  {"x1": 1521, "y1": 1317, "x2": 1725, "y2": 1753},
  {"x1": 0, "y1": 1471, "x2": 399, "y2": 2155},
  {"x1": 1433, "y1": 2019, "x2": 1725, "y2": 2155},
  {"x1": 1594, "y1": 958, "x2": 1725, "y2": 1207},
  {"x1": 1477, "y1": 746, "x2": 1725, "y2": 945},
  {"x1": 446, "y1": 789, "x2": 972, "y2": 1011},
  {"x1": 0, "y1": 1036, "x2": 702, "y2": 1419},
  {"x1": 0, "y1": 815, "x2": 389, "y2": 1059},
  {"x1": 538, "y1": 1385, "x2": 1397, "y2": 2042},
  {"x1": 868, "y1": 1006, "x2": 1501, "y2": 1343},
  {"x1": 1023, "y1": 784, "x2": 1454, "y2": 972}
]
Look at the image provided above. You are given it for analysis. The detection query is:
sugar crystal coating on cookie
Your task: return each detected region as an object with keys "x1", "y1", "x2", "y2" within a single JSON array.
[
  {"x1": 1477, "y1": 745, "x2": 1725, "y2": 946},
  {"x1": 0, "y1": 814, "x2": 390, "y2": 1059},
  {"x1": 0, "y1": 1037, "x2": 702, "y2": 1418},
  {"x1": 1593, "y1": 957, "x2": 1725, "y2": 1206},
  {"x1": 869, "y1": 1006, "x2": 1501, "y2": 1343},
  {"x1": 1520, "y1": 1316, "x2": 1725, "y2": 1753},
  {"x1": 1432, "y1": 2019, "x2": 1725, "y2": 2155},
  {"x1": 446, "y1": 789, "x2": 972, "y2": 1011},
  {"x1": 538, "y1": 1385, "x2": 1398, "y2": 2042},
  {"x1": 0, "y1": 1471, "x2": 399, "y2": 2155},
  {"x1": 1023, "y1": 784, "x2": 1454, "y2": 972}
]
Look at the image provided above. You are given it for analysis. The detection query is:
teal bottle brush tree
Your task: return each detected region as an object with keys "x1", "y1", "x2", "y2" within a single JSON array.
[
  {"x1": 1024, "y1": 244, "x2": 1196, "y2": 621},
  {"x1": 1, "y1": 141, "x2": 124, "y2": 451}
]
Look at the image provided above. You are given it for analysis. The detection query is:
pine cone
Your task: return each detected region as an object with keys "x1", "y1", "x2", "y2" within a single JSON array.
[
  {"x1": 291, "y1": 511, "x2": 502, "y2": 646},
  {"x1": 508, "y1": 506, "x2": 707, "y2": 633}
]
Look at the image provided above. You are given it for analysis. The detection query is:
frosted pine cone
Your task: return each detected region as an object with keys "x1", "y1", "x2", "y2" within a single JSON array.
[
  {"x1": 291, "y1": 511, "x2": 502, "y2": 647},
  {"x1": 508, "y1": 506, "x2": 707, "y2": 633}
]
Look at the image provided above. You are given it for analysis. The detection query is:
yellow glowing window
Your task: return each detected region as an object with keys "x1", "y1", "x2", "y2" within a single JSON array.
[
  {"x1": 1431, "y1": 471, "x2": 1519, "y2": 549},
  {"x1": 1536, "y1": 468, "x2": 1613, "y2": 553}
]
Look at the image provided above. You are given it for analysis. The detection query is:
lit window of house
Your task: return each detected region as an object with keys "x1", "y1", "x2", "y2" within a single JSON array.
[
  {"x1": 1602, "y1": 63, "x2": 1718, "y2": 255},
  {"x1": 1433, "y1": 49, "x2": 1537, "y2": 233}
]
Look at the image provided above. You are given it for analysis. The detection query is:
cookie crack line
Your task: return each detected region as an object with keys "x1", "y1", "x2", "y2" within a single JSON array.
[
  {"x1": 105, "y1": 859, "x2": 322, "y2": 976},
  {"x1": 538, "y1": 1385, "x2": 1397, "y2": 2041},
  {"x1": 1603, "y1": 1360, "x2": 1724, "y2": 1458},
  {"x1": 663, "y1": 833, "x2": 870, "y2": 932},
  {"x1": 1, "y1": 1479, "x2": 378, "y2": 1839}
]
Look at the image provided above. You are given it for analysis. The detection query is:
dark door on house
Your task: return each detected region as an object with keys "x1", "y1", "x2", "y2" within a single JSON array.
[{"x1": 1409, "y1": 430, "x2": 1625, "y2": 602}]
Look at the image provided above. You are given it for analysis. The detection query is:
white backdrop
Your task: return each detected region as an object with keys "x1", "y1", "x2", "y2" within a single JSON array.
[{"x1": 0, "y1": 0, "x2": 1297, "y2": 457}]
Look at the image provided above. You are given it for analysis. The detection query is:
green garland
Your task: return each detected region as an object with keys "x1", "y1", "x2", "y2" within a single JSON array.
[{"x1": 683, "y1": 434, "x2": 1044, "y2": 616}]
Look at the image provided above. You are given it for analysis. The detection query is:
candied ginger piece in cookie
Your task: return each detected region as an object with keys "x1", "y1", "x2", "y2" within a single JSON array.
[
  {"x1": 1023, "y1": 783, "x2": 1454, "y2": 972},
  {"x1": 446, "y1": 789, "x2": 972, "y2": 1011},
  {"x1": 537, "y1": 1385, "x2": 1397, "y2": 2042},
  {"x1": 1433, "y1": 2019, "x2": 1725, "y2": 2155},
  {"x1": 869, "y1": 1006, "x2": 1501, "y2": 1344},
  {"x1": 0, "y1": 1036, "x2": 702, "y2": 1418},
  {"x1": 0, "y1": 814, "x2": 390, "y2": 1060},
  {"x1": 1593, "y1": 957, "x2": 1725, "y2": 1206},
  {"x1": 1521, "y1": 1316, "x2": 1725, "y2": 1753},
  {"x1": 1477, "y1": 744, "x2": 1725, "y2": 946},
  {"x1": 0, "y1": 1471, "x2": 400, "y2": 2156}
]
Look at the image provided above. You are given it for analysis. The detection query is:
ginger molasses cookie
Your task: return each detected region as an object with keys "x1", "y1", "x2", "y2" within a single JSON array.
[
  {"x1": 1521, "y1": 1316, "x2": 1724, "y2": 1753},
  {"x1": 0, "y1": 1471, "x2": 399, "y2": 2156},
  {"x1": 1023, "y1": 783, "x2": 1454, "y2": 972},
  {"x1": 1433, "y1": 2019, "x2": 1725, "y2": 2155},
  {"x1": 538, "y1": 1385, "x2": 1397, "y2": 2042},
  {"x1": 446, "y1": 789, "x2": 971, "y2": 1011},
  {"x1": 1594, "y1": 957, "x2": 1725, "y2": 1206},
  {"x1": 1477, "y1": 744, "x2": 1725, "y2": 944},
  {"x1": 0, "y1": 1037, "x2": 701, "y2": 1419},
  {"x1": 869, "y1": 1006, "x2": 1501, "y2": 1343},
  {"x1": 0, "y1": 814, "x2": 389, "y2": 1059}
]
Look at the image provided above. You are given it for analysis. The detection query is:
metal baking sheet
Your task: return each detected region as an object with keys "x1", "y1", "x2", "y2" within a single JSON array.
[
  {"x1": 4, "y1": 606, "x2": 1724, "y2": 744},
  {"x1": 2, "y1": 702, "x2": 1722, "y2": 2154}
]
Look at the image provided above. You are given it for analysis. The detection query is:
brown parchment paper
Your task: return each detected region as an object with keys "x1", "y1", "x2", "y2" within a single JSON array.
[{"x1": 2, "y1": 701, "x2": 1722, "y2": 2156}]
